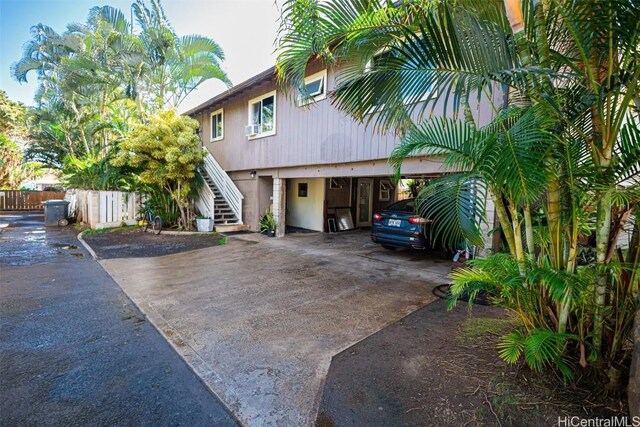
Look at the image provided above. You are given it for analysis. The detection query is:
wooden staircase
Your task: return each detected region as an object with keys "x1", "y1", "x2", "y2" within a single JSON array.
[{"x1": 196, "y1": 153, "x2": 249, "y2": 233}]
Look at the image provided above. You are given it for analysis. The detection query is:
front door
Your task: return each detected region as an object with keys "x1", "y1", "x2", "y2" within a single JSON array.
[{"x1": 356, "y1": 178, "x2": 373, "y2": 227}]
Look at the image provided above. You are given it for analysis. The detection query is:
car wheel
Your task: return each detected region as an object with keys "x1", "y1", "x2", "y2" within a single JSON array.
[{"x1": 381, "y1": 244, "x2": 396, "y2": 250}]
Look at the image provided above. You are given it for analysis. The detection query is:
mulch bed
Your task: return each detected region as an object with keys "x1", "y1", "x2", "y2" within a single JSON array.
[{"x1": 82, "y1": 228, "x2": 226, "y2": 259}]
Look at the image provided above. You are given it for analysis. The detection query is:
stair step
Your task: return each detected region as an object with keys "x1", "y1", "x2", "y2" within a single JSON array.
[
  {"x1": 200, "y1": 163, "x2": 243, "y2": 226},
  {"x1": 215, "y1": 224, "x2": 250, "y2": 233}
]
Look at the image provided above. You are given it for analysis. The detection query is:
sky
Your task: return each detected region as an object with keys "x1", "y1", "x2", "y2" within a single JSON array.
[{"x1": 0, "y1": 0, "x2": 282, "y2": 112}]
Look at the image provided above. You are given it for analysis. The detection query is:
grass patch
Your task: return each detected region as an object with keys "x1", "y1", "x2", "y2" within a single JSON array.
[
  {"x1": 457, "y1": 317, "x2": 513, "y2": 345},
  {"x1": 195, "y1": 231, "x2": 219, "y2": 236},
  {"x1": 83, "y1": 225, "x2": 139, "y2": 235},
  {"x1": 219, "y1": 235, "x2": 227, "y2": 245}
]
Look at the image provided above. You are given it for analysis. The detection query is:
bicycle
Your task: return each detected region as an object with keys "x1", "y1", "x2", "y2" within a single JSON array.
[{"x1": 140, "y1": 203, "x2": 162, "y2": 235}]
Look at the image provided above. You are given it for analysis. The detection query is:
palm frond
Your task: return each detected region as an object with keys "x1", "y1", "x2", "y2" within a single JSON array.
[
  {"x1": 388, "y1": 118, "x2": 481, "y2": 180},
  {"x1": 483, "y1": 105, "x2": 553, "y2": 203},
  {"x1": 416, "y1": 173, "x2": 488, "y2": 248},
  {"x1": 498, "y1": 330, "x2": 526, "y2": 363}
]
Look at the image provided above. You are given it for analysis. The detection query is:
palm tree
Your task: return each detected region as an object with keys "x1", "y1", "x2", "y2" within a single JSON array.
[
  {"x1": 11, "y1": 0, "x2": 231, "y2": 190},
  {"x1": 132, "y1": 0, "x2": 231, "y2": 109},
  {"x1": 276, "y1": 0, "x2": 639, "y2": 382}
]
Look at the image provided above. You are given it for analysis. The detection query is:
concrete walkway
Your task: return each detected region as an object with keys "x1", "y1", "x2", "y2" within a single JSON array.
[
  {"x1": 0, "y1": 212, "x2": 237, "y2": 426},
  {"x1": 99, "y1": 231, "x2": 450, "y2": 426}
]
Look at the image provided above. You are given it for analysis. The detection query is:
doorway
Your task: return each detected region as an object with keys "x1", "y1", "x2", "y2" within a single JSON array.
[
  {"x1": 258, "y1": 176, "x2": 273, "y2": 220},
  {"x1": 356, "y1": 178, "x2": 373, "y2": 227}
]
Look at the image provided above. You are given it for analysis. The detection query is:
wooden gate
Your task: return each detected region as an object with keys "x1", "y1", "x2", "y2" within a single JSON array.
[{"x1": 0, "y1": 190, "x2": 66, "y2": 210}]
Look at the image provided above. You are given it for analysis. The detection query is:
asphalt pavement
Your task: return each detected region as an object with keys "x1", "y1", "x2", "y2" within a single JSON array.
[{"x1": 0, "y1": 211, "x2": 238, "y2": 427}]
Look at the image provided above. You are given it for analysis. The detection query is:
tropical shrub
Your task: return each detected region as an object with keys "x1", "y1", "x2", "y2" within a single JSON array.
[
  {"x1": 112, "y1": 110, "x2": 204, "y2": 230},
  {"x1": 259, "y1": 209, "x2": 277, "y2": 233}
]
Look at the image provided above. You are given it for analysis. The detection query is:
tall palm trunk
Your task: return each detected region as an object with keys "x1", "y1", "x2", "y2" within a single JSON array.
[
  {"x1": 523, "y1": 203, "x2": 535, "y2": 257},
  {"x1": 508, "y1": 201, "x2": 527, "y2": 275},
  {"x1": 491, "y1": 190, "x2": 517, "y2": 256},
  {"x1": 558, "y1": 217, "x2": 580, "y2": 334},
  {"x1": 594, "y1": 186, "x2": 613, "y2": 353},
  {"x1": 547, "y1": 168, "x2": 563, "y2": 270},
  {"x1": 590, "y1": 31, "x2": 614, "y2": 353}
]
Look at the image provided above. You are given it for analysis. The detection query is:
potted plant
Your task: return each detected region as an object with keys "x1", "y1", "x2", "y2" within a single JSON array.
[
  {"x1": 196, "y1": 215, "x2": 213, "y2": 232},
  {"x1": 259, "y1": 209, "x2": 276, "y2": 237}
]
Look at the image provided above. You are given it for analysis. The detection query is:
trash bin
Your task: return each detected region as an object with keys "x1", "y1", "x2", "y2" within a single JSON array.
[{"x1": 43, "y1": 199, "x2": 70, "y2": 226}]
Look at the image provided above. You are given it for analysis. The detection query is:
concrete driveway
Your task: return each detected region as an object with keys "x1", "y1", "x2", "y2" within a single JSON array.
[{"x1": 99, "y1": 231, "x2": 451, "y2": 426}]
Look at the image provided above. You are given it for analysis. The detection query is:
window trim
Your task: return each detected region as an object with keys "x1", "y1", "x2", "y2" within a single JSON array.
[
  {"x1": 210, "y1": 108, "x2": 224, "y2": 142},
  {"x1": 379, "y1": 179, "x2": 393, "y2": 202},
  {"x1": 298, "y1": 69, "x2": 327, "y2": 106},
  {"x1": 247, "y1": 90, "x2": 277, "y2": 140}
]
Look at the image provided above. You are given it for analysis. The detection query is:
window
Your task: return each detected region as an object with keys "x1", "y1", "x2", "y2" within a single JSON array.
[
  {"x1": 379, "y1": 179, "x2": 393, "y2": 201},
  {"x1": 247, "y1": 91, "x2": 276, "y2": 138},
  {"x1": 298, "y1": 70, "x2": 327, "y2": 106},
  {"x1": 387, "y1": 198, "x2": 416, "y2": 213},
  {"x1": 330, "y1": 177, "x2": 350, "y2": 189},
  {"x1": 210, "y1": 109, "x2": 223, "y2": 141},
  {"x1": 298, "y1": 183, "x2": 308, "y2": 197}
]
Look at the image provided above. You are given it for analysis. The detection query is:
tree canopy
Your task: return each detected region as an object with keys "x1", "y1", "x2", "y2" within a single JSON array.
[
  {"x1": 0, "y1": 90, "x2": 41, "y2": 189},
  {"x1": 11, "y1": 0, "x2": 229, "y2": 172},
  {"x1": 112, "y1": 109, "x2": 204, "y2": 229}
]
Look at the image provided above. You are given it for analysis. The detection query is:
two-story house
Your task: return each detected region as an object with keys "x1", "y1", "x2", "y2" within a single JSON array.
[{"x1": 186, "y1": 62, "x2": 498, "y2": 240}]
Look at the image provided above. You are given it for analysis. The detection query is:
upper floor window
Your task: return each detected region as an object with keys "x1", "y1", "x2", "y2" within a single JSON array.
[
  {"x1": 246, "y1": 91, "x2": 276, "y2": 139},
  {"x1": 210, "y1": 109, "x2": 223, "y2": 141},
  {"x1": 298, "y1": 70, "x2": 327, "y2": 106}
]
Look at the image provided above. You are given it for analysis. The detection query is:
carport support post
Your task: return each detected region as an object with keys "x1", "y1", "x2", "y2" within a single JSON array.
[{"x1": 273, "y1": 178, "x2": 286, "y2": 238}]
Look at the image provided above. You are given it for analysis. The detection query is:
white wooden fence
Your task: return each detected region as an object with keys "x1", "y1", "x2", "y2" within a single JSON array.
[{"x1": 69, "y1": 190, "x2": 141, "y2": 229}]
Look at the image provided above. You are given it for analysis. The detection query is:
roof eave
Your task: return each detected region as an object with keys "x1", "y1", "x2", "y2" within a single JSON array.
[{"x1": 184, "y1": 66, "x2": 277, "y2": 117}]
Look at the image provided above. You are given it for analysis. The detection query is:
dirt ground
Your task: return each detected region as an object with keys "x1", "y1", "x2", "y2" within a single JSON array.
[
  {"x1": 82, "y1": 228, "x2": 225, "y2": 259},
  {"x1": 317, "y1": 299, "x2": 630, "y2": 427}
]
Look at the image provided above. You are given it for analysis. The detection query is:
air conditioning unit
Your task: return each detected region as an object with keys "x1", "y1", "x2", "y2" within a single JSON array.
[{"x1": 245, "y1": 124, "x2": 260, "y2": 136}]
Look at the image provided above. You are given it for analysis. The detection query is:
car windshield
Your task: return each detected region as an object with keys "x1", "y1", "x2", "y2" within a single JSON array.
[{"x1": 387, "y1": 199, "x2": 416, "y2": 213}]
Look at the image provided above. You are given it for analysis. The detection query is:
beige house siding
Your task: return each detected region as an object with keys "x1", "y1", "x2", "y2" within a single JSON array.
[
  {"x1": 194, "y1": 66, "x2": 499, "y2": 174},
  {"x1": 191, "y1": 63, "x2": 502, "y2": 235}
]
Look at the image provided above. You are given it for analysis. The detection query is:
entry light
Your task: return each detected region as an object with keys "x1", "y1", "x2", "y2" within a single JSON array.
[
  {"x1": 249, "y1": 170, "x2": 257, "y2": 179},
  {"x1": 373, "y1": 213, "x2": 383, "y2": 221}
]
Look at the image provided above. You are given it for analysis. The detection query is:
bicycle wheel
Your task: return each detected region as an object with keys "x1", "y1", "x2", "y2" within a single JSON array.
[{"x1": 152, "y1": 215, "x2": 162, "y2": 235}]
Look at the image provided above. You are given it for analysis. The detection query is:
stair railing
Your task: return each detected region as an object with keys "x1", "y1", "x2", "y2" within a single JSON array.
[
  {"x1": 195, "y1": 175, "x2": 216, "y2": 220},
  {"x1": 202, "y1": 153, "x2": 244, "y2": 224}
]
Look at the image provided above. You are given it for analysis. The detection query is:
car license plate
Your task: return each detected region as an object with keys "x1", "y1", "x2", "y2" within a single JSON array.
[{"x1": 388, "y1": 219, "x2": 401, "y2": 227}]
